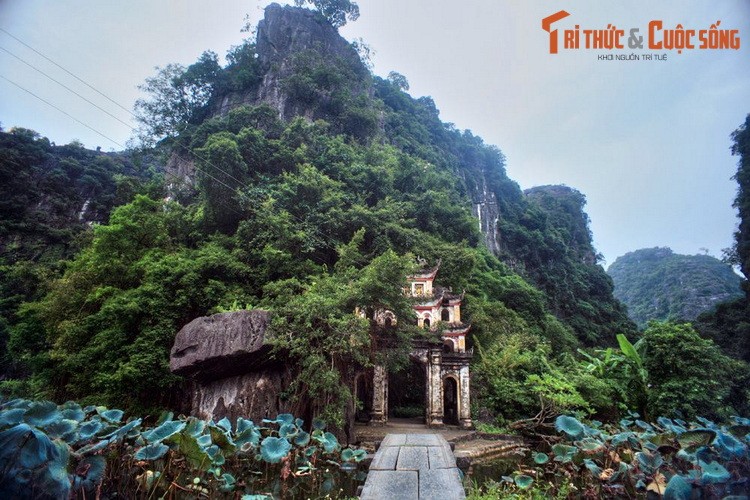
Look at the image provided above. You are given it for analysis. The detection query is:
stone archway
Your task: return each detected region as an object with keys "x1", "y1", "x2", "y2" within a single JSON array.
[
  {"x1": 388, "y1": 358, "x2": 426, "y2": 422},
  {"x1": 442, "y1": 375, "x2": 459, "y2": 425}
]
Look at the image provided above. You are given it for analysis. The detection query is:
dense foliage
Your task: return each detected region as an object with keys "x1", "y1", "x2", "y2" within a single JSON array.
[
  {"x1": 0, "y1": 397, "x2": 364, "y2": 499},
  {"x1": 608, "y1": 247, "x2": 743, "y2": 327},
  {"x1": 470, "y1": 413, "x2": 750, "y2": 499}
]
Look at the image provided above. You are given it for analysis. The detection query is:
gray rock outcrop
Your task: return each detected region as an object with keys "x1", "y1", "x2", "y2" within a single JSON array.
[{"x1": 170, "y1": 309, "x2": 272, "y2": 381}]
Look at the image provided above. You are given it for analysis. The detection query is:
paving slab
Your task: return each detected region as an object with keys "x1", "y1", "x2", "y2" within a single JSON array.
[
  {"x1": 419, "y1": 468, "x2": 465, "y2": 499},
  {"x1": 405, "y1": 433, "x2": 442, "y2": 446},
  {"x1": 427, "y1": 445, "x2": 456, "y2": 469},
  {"x1": 396, "y1": 446, "x2": 429, "y2": 471},
  {"x1": 369, "y1": 445, "x2": 400, "y2": 470},
  {"x1": 360, "y1": 470, "x2": 418, "y2": 500}
]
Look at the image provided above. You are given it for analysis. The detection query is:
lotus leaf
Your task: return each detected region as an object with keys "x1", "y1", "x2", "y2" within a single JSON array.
[
  {"x1": 714, "y1": 431, "x2": 747, "y2": 459},
  {"x1": 700, "y1": 460, "x2": 730, "y2": 484},
  {"x1": 551, "y1": 443, "x2": 577, "y2": 463},
  {"x1": 216, "y1": 417, "x2": 232, "y2": 433},
  {"x1": 220, "y1": 472, "x2": 236, "y2": 492},
  {"x1": 305, "y1": 446, "x2": 318, "y2": 457},
  {"x1": 23, "y1": 401, "x2": 61, "y2": 427},
  {"x1": 276, "y1": 414, "x2": 294, "y2": 425},
  {"x1": 611, "y1": 432, "x2": 635, "y2": 446},
  {"x1": 208, "y1": 425, "x2": 236, "y2": 453},
  {"x1": 236, "y1": 418, "x2": 255, "y2": 434},
  {"x1": 101, "y1": 418, "x2": 142, "y2": 442},
  {"x1": 533, "y1": 452, "x2": 549, "y2": 464},
  {"x1": 677, "y1": 429, "x2": 716, "y2": 451},
  {"x1": 294, "y1": 430, "x2": 311, "y2": 447},
  {"x1": 514, "y1": 474, "x2": 533, "y2": 489},
  {"x1": 317, "y1": 431, "x2": 339, "y2": 453},
  {"x1": 97, "y1": 408, "x2": 124, "y2": 424},
  {"x1": 135, "y1": 442, "x2": 169, "y2": 461},
  {"x1": 186, "y1": 417, "x2": 206, "y2": 437},
  {"x1": 260, "y1": 436, "x2": 291, "y2": 463},
  {"x1": 143, "y1": 420, "x2": 186, "y2": 443},
  {"x1": 0, "y1": 408, "x2": 25, "y2": 427},
  {"x1": 77, "y1": 420, "x2": 103, "y2": 441},
  {"x1": 555, "y1": 415, "x2": 585, "y2": 440},
  {"x1": 578, "y1": 437, "x2": 604, "y2": 452},
  {"x1": 663, "y1": 474, "x2": 692, "y2": 500},
  {"x1": 583, "y1": 458, "x2": 602, "y2": 477},
  {"x1": 635, "y1": 451, "x2": 663, "y2": 474},
  {"x1": 279, "y1": 422, "x2": 299, "y2": 438},
  {"x1": 206, "y1": 444, "x2": 225, "y2": 465},
  {"x1": 341, "y1": 448, "x2": 355, "y2": 461},
  {"x1": 197, "y1": 434, "x2": 212, "y2": 448},
  {"x1": 44, "y1": 419, "x2": 78, "y2": 440},
  {"x1": 172, "y1": 432, "x2": 212, "y2": 470},
  {"x1": 156, "y1": 411, "x2": 174, "y2": 426},
  {"x1": 72, "y1": 455, "x2": 106, "y2": 493}
]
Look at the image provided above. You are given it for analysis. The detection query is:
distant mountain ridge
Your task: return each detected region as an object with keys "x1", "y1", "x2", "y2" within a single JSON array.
[{"x1": 608, "y1": 247, "x2": 743, "y2": 327}]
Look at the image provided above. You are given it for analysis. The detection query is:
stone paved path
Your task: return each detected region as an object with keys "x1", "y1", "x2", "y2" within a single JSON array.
[{"x1": 359, "y1": 433, "x2": 465, "y2": 500}]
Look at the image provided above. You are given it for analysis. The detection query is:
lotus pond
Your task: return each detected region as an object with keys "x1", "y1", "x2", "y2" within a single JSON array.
[
  {"x1": 464, "y1": 414, "x2": 750, "y2": 499},
  {"x1": 0, "y1": 398, "x2": 368, "y2": 499}
]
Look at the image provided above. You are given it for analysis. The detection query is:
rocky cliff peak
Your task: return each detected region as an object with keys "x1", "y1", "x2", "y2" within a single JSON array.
[{"x1": 214, "y1": 3, "x2": 369, "y2": 121}]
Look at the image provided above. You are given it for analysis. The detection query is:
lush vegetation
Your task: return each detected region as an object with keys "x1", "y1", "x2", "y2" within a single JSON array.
[
  {"x1": 608, "y1": 247, "x2": 743, "y2": 327},
  {"x1": 0, "y1": 397, "x2": 365, "y2": 499},
  {"x1": 2, "y1": 10, "x2": 749, "y2": 494},
  {"x1": 469, "y1": 413, "x2": 750, "y2": 499}
]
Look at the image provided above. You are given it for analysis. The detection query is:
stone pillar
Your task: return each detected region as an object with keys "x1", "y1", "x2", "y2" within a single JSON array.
[
  {"x1": 427, "y1": 350, "x2": 444, "y2": 427},
  {"x1": 370, "y1": 365, "x2": 388, "y2": 425},
  {"x1": 459, "y1": 364, "x2": 472, "y2": 428}
]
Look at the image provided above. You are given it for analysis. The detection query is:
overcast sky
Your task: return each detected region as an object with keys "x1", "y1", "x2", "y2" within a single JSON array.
[{"x1": 1, "y1": 0, "x2": 748, "y2": 265}]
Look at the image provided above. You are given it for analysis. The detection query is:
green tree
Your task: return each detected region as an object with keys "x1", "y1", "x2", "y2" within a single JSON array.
[{"x1": 293, "y1": 0, "x2": 360, "y2": 28}]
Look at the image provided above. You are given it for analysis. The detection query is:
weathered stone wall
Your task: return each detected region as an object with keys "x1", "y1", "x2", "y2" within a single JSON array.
[{"x1": 190, "y1": 369, "x2": 294, "y2": 424}]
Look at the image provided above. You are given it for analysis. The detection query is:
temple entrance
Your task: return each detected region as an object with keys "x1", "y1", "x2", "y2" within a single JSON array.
[
  {"x1": 443, "y1": 376, "x2": 459, "y2": 425},
  {"x1": 388, "y1": 360, "x2": 426, "y2": 422},
  {"x1": 355, "y1": 371, "x2": 373, "y2": 422}
]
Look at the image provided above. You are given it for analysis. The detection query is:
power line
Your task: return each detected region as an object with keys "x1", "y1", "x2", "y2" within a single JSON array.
[
  {"x1": 0, "y1": 45, "x2": 134, "y2": 130},
  {"x1": 0, "y1": 27, "x2": 136, "y2": 118},
  {"x1": 0, "y1": 74, "x2": 126, "y2": 149}
]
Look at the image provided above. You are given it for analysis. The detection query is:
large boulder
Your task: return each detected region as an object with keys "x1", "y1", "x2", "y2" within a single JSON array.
[{"x1": 170, "y1": 310, "x2": 273, "y2": 380}]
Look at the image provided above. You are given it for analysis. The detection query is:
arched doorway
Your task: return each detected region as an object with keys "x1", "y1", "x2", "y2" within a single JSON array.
[
  {"x1": 443, "y1": 376, "x2": 459, "y2": 425},
  {"x1": 388, "y1": 359, "x2": 426, "y2": 422},
  {"x1": 355, "y1": 372, "x2": 373, "y2": 422},
  {"x1": 441, "y1": 308, "x2": 450, "y2": 322}
]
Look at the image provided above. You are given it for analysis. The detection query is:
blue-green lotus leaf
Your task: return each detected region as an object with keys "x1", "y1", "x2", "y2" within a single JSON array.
[
  {"x1": 533, "y1": 452, "x2": 549, "y2": 464},
  {"x1": 59, "y1": 402, "x2": 84, "y2": 422},
  {"x1": 2, "y1": 398, "x2": 31, "y2": 410},
  {"x1": 352, "y1": 449, "x2": 367, "y2": 462},
  {"x1": 635, "y1": 420, "x2": 653, "y2": 431},
  {"x1": 551, "y1": 443, "x2": 577, "y2": 463},
  {"x1": 700, "y1": 460, "x2": 730, "y2": 484},
  {"x1": 619, "y1": 419, "x2": 633, "y2": 429},
  {"x1": 696, "y1": 417, "x2": 717, "y2": 429},
  {"x1": 714, "y1": 431, "x2": 747, "y2": 459},
  {"x1": 185, "y1": 417, "x2": 205, "y2": 437},
  {"x1": 236, "y1": 418, "x2": 255, "y2": 434},
  {"x1": 77, "y1": 420, "x2": 104, "y2": 441},
  {"x1": 279, "y1": 422, "x2": 298, "y2": 439},
  {"x1": 611, "y1": 432, "x2": 635, "y2": 446},
  {"x1": 209, "y1": 424, "x2": 236, "y2": 453},
  {"x1": 578, "y1": 437, "x2": 604, "y2": 452},
  {"x1": 675, "y1": 449, "x2": 696, "y2": 463},
  {"x1": 220, "y1": 472, "x2": 236, "y2": 492},
  {"x1": 134, "y1": 442, "x2": 169, "y2": 461},
  {"x1": 0, "y1": 408, "x2": 25, "y2": 427},
  {"x1": 236, "y1": 425, "x2": 261, "y2": 449},
  {"x1": 341, "y1": 448, "x2": 355, "y2": 461},
  {"x1": 295, "y1": 418, "x2": 304, "y2": 428},
  {"x1": 23, "y1": 401, "x2": 60, "y2": 427},
  {"x1": 514, "y1": 474, "x2": 533, "y2": 489},
  {"x1": 318, "y1": 431, "x2": 339, "y2": 453},
  {"x1": 643, "y1": 441, "x2": 658, "y2": 451},
  {"x1": 583, "y1": 458, "x2": 602, "y2": 477},
  {"x1": 72, "y1": 455, "x2": 106, "y2": 493},
  {"x1": 82, "y1": 405, "x2": 96, "y2": 414},
  {"x1": 555, "y1": 415, "x2": 585, "y2": 440},
  {"x1": 635, "y1": 451, "x2": 663, "y2": 474},
  {"x1": 97, "y1": 408, "x2": 124, "y2": 424},
  {"x1": 45, "y1": 419, "x2": 78, "y2": 439},
  {"x1": 731, "y1": 416, "x2": 750, "y2": 426},
  {"x1": 677, "y1": 429, "x2": 716, "y2": 451},
  {"x1": 216, "y1": 417, "x2": 232, "y2": 433},
  {"x1": 663, "y1": 474, "x2": 692, "y2": 500},
  {"x1": 143, "y1": 420, "x2": 186, "y2": 443},
  {"x1": 312, "y1": 418, "x2": 326, "y2": 430},
  {"x1": 294, "y1": 430, "x2": 310, "y2": 447},
  {"x1": 260, "y1": 436, "x2": 291, "y2": 463},
  {"x1": 101, "y1": 418, "x2": 142, "y2": 442},
  {"x1": 276, "y1": 413, "x2": 294, "y2": 425},
  {"x1": 305, "y1": 445, "x2": 318, "y2": 457},
  {"x1": 197, "y1": 434, "x2": 212, "y2": 448}
]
